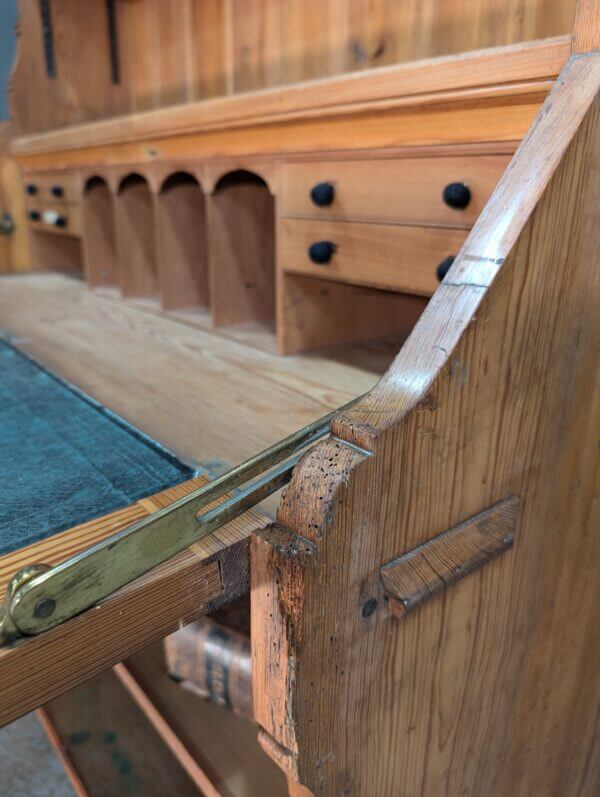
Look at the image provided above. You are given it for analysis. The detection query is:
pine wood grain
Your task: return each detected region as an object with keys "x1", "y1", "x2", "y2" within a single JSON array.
[
  {"x1": 0, "y1": 476, "x2": 267, "y2": 728},
  {"x1": 252, "y1": 54, "x2": 600, "y2": 795},
  {"x1": 280, "y1": 155, "x2": 510, "y2": 227},
  {"x1": 279, "y1": 218, "x2": 466, "y2": 296},
  {"x1": 11, "y1": 25, "x2": 569, "y2": 146},
  {"x1": 572, "y1": 0, "x2": 600, "y2": 52},
  {"x1": 381, "y1": 496, "x2": 520, "y2": 618}
]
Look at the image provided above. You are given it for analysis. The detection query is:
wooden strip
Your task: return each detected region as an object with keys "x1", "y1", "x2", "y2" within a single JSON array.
[
  {"x1": 113, "y1": 662, "x2": 221, "y2": 797},
  {"x1": 0, "y1": 476, "x2": 267, "y2": 728},
  {"x1": 36, "y1": 708, "x2": 89, "y2": 797},
  {"x1": 0, "y1": 549, "x2": 220, "y2": 728},
  {"x1": 12, "y1": 95, "x2": 547, "y2": 172},
  {"x1": 381, "y1": 497, "x2": 520, "y2": 618},
  {"x1": 11, "y1": 37, "x2": 569, "y2": 156}
]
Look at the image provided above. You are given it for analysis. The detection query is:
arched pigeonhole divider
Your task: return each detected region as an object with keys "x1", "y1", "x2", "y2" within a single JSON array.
[
  {"x1": 209, "y1": 170, "x2": 275, "y2": 329},
  {"x1": 82, "y1": 176, "x2": 118, "y2": 288},
  {"x1": 157, "y1": 172, "x2": 208, "y2": 311},
  {"x1": 116, "y1": 173, "x2": 158, "y2": 298}
]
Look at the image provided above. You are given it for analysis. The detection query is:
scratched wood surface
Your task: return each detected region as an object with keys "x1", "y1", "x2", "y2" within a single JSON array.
[{"x1": 252, "y1": 53, "x2": 600, "y2": 795}]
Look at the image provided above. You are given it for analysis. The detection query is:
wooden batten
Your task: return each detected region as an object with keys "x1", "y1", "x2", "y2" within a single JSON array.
[{"x1": 381, "y1": 496, "x2": 520, "y2": 618}]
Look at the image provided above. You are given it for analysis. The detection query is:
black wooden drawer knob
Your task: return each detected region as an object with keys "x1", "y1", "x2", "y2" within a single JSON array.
[
  {"x1": 54, "y1": 215, "x2": 67, "y2": 228},
  {"x1": 29, "y1": 210, "x2": 41, "y2": 221},
  {"x1": 310, "y1": 182, "x2": 335, "y2": 207},
  {"x1": 436, "y1": 255, "x2": 456, "y2": 282},
  {"x1": 308, "y1": 241, "x2": 336, "y2": 264},
  {"x1": 26, "y1": 184, "x2": 38, "y2": 196},
  {"x1": 443, "y1": 182, "x2": 471, "y2": 209},
  {"x1": 51, "y1": 185, "x2": 64, "y2": 197}
]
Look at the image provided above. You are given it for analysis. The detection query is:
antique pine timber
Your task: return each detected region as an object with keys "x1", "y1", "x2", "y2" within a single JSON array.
[{"x1": 0, "y1": 1, "x2": 598, "y2": 795}]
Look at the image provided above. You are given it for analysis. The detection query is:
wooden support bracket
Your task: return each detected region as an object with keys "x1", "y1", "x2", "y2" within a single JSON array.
[{"x1": 381, "y1": 496, "x2": 520, "y2": 618}]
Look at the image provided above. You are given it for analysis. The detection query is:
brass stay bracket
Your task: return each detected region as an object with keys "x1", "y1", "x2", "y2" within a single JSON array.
[{"x1": 0, "y1": 403, "x2": 355, "y2": 646}]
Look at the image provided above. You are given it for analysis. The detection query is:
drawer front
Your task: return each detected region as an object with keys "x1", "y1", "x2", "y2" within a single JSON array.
[
  {"x1": 279, "y1": 218, "x2": 467, "y2": 296},
  {"x1": 281, "y1": 155, "x2": 509, "y2": 226},
  {"x1": 27, "y1": 203, "x2": 82, "y2": 236},
  {"x1": 24, "y1": 173, "x2": 80, "y2": 205}
]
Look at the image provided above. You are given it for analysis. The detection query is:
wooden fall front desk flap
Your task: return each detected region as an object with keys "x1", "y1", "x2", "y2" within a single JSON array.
[{"x1": 0, "y1": 3, "x2": 599, "y2": 795}]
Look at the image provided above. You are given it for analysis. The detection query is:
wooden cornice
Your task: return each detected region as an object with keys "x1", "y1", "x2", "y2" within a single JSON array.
[{"x1": 12, "y1": 36, "x2": 569, "y2": 168}]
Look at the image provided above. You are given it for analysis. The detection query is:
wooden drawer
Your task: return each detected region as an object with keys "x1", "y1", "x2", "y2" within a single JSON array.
[
  {"x1": 280, "y1": 155, "x2": 509, "y2": 226},
  {"x1": 279, "y1": 218, "x2": 467, "y2": 296},
  {"x1": 24, "y1": 173, "x2": 80, "y2": 205},
  {"x1": 27, "y1": 203, "x2": 82, "y2": 236}
]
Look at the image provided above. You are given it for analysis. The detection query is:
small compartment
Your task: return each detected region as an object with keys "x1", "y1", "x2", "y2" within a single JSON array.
[
  {"x1": 29, "y1": 230, "x2": 83, "y2": 276},
  {"x1": 116, "y1": 173, "x2": 159, "y2": 298},
  {"x1": 209, "y1": 170, "x2": 275, "y2": 331},
  {"x1": 82, "y1": 176, "x2": 119, "y2": 287},
  {"x1": 278, "y1": 272, "x2": 427, "y2": 355},
  {"x1": 157, "y1": 172, "x2": 208, "y2": 310}
]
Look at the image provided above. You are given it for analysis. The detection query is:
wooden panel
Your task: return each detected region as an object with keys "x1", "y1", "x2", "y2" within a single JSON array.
[
  {"x1": 9, "y1": 0, "x2": 129, "y2": 134},
  {"x1": 277, "y1": 272, "x2": 427, "y2": 355},
  {"x1": 29, "y1": 229, "x2": 82, "y2": 272},
  {"x1": 381, "y1": 496, "x2": 520, "y2": 618},
  {"x1": 0, "y1": 273, "x2": 382, "y2": 490},
  {"x1": 8, "y1": 2, "x2": 573, "y2": 135},
  {"x1": 252, "y1": 55, "x2": 600, "y2": 795},
  {"x1": 0, "y1": 475, "x2": 267, "y2": 727},
  {"x1": 280, "y1": 155, "x2": 509, "y2": 226},
  {"x1": 0, "y1": 122, "x2": 30, "y2": 273},
  {"x1": 279, "y1": 217, "x2": 466, "y2": 295},
  {"x1": 572, "y1": 0, "x2": 600, "y2": 52}
]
